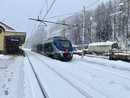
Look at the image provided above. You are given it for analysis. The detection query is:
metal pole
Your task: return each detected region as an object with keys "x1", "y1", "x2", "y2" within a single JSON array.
[
  {"x1": 81, "y1": 6, "x2": 85, "y2": 59},
  {"x1": 63, "y1": 20, "x2": 65, "y2": 37},
  {"x1": 90, "y1": 17, "x2": 92, "y2": 43}
]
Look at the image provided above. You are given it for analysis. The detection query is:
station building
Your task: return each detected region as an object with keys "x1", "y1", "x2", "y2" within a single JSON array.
[{"x1": 0, "y1": 22, "x2": 26, "y2": 54}]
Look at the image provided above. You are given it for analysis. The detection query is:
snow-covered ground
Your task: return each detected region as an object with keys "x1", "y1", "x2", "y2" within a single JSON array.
[
  {"x1": 0, "y1": 51, "x2": 130, "y2": 98},
  {"x1": 0, "y1": 55, "x2": 25, "y2": 98}
]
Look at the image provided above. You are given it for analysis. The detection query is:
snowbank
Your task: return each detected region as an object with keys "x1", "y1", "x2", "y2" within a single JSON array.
[
  {"x1": 89, "y1": 41, "x2": 117, "y2": 46},
  {"x1": 0, "y1": 54, "x2": 12, "y2": 60}
]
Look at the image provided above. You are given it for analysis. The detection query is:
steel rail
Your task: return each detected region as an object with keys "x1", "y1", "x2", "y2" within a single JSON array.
[{"x1": 25, "y1": 52, "x2": 49, "y2": 98}]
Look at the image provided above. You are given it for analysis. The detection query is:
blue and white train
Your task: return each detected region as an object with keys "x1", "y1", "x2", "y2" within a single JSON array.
[{"x1": 32, "y1": 36, "x2": 73, "y2": 61}]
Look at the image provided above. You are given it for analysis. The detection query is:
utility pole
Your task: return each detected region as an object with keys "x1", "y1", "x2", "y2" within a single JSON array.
[
  {"x1": 81, "y1": 6, "x2": 85, "y2": 59},
  {"x1": 90, "y1": 20, "x2": 91, "y2": 43},
  {"x1": 90, "y1": 17, "x2": 93, "y2": 43},
  {"x1": 63, "y1": 20, "x2": 65, "y2": 37}
]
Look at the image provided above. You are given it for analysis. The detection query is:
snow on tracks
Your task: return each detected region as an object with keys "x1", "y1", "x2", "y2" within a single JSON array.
[
  {"x1": 30, "y1": 52, "x2": 130, "y2": 98},
  {"x1": 25, "y1": 51, "x2": 107, "y2": 98},
  {"x1": 25, "y1": 52, "x2": 88, "y2": 98}
]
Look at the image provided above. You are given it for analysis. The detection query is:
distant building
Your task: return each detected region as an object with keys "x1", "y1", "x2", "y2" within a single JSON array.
[{"x1": 0, "y1": 22, "x2": 26, "y2": 53}]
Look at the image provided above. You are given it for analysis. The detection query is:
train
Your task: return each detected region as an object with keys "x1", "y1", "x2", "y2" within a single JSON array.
[{"x1": 32, "y1": 36, "x2": 73, "y2": 61}]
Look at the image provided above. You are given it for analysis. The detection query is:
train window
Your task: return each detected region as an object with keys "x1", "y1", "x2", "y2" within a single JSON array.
[
  {"x1": 48, "y1": 45, "x2": 53, "y2": 52},
  {"x1": 44, "y1": 43, "x2": 53, "y2": 52},
  {"x1": 44, "y1": 44, "x2": 48, "y2": 52}
]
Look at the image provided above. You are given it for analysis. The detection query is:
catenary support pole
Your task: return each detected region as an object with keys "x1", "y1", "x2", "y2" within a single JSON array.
[{"x1": 81, "y1": 6, "x2": 85, "y2": 59}]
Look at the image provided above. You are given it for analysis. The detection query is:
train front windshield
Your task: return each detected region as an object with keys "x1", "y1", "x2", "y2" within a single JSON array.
[
  {"x1": 59, "y1": 40, "x2": 73, "y2": 51},
  {"x1": 59, "y1": 40, "x2": 70, "y2": 47}
]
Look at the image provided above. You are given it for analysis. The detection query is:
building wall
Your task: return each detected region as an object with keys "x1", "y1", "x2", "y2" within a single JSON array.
[{"x1": 0, "y1": 28, "x2": 4, "y2": 51}]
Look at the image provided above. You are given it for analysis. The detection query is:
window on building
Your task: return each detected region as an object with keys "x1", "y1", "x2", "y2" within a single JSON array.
[{"x1": 0, "y1": 29, "x2": 2, "y2": 33}]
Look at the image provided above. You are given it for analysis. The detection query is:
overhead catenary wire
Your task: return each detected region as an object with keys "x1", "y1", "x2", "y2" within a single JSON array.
[
  {"x1": 31, "y1": 0, "x2": 127, "y2": 35},
  {"x1": 39, "y1": 0, "x2": 100, "y2": 28},
  {"x1": 31, "y1": 0, "x2": 100, "y2": 35},
  {"x1": 29, "y1": 0, "x2": 56, "y2": 45},
  {"x1": 38, "y1": 0, "x2": 56, "y2": 27},
  {"x1": 39, "y1": 0, "x2": 48, "y2": 18},
  {"x1": 30, "y1": 0, "x2": 49, "y2": 36},
  {"x1": 45, "y1": 0, "x2": 100, "y2": 20},
  {"x1": 26, "y1": 0, "x2": 48, "y2": 49},
  {"x1": 42, "y1": 0, "x2": 56, "y2": 20}
]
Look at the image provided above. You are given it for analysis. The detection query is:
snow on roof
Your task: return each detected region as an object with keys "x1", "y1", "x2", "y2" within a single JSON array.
[
  {"x1": 72, "y1": 45, "x2": 77, "y2": 47},
  {"x1": 0, "y1": 22, "x2": 14, "y2": 30},
  {"x1": 6, "y1": 29, "x2": 26, "y2": 33},
  {"x1": 0, "y1": 22, "x2": 25, "y2": 33},
  {"x1": 89, "y1": 41, "x2": 117, "y2": 46},
  {"x1": 0, "y1": 24, "x2": 6, "y2": 31}
]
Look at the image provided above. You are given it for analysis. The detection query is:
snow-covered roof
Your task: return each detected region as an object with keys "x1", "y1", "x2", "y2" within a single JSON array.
[
  {"x1": 72, "y1": 45, "x2": 77, "y2": 47},
  {"x1": 0, "y1": 22, "x2": 14, "y2": 31},
  {"x1": 0, "y1": 22, "x2": 26, "y2": 33},
  {"x1": 0, "y1": 24, "x2": 6, "y2": 31},
  {"x1": 5, "y1": 29, "x2": 26, "y2": 33},
  {"x1": 89, "y1": 41, "x2": 117, "y2": 46}
]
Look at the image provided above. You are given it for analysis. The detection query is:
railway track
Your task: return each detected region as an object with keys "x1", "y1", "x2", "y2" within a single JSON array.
[
  {"x1": 81, "y1": 56, "x2": 130, "y2": 80},
  {"x1": 85, "y1": 54, "x2": 109, "y2": 59},
  {"x1": 25, "y1": 52, "x2": 48, "y2": 98},
  {"x1": 26, "y1": 52, "x2": 92, "y2": 98},
  {"x1": 37, "y1": 56, "x2": 130, "y2": 98},
  {"x1": 66, "y1": 61, "x2": 130, "y2": 91},
  {"x1": 26, "y1": 51, "x2": 107, "y2": 98},
  {"x1": 25, "y1": 52, "x2": 90, "y2": 98},
  {"x1": 25, "y1": 51, "x2": 130, "y2": 98}
]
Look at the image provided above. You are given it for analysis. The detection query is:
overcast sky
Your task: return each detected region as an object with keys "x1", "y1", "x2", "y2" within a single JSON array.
[{"x1": 0, "y1": 0, "x2": 109, "y2": 39}]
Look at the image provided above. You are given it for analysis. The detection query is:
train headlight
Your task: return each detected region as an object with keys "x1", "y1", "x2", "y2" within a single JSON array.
[{"x1": 60, "y1": 51, "x2": 64, "y2": 57}]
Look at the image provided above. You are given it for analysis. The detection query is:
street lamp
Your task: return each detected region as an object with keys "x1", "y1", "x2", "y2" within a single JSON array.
[{"x1": 90, "y1": 17, "x2": 93, "y2": 43}]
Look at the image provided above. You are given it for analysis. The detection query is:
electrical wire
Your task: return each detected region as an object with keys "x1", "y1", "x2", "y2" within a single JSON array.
[
  {"x1": 45, "y1": 0, "x2": 100, "y2": 20},
  {"x1": 42, "y1": 0, "x2": 56, "y2": 20},
  {"x1": 41, "y1": 0, "x2": 100, "y2": 29},
  {"x1": 30, "y1": 0, "x2": 48, "y2": 37},
  {"x1": 39, "y1": 0, "x2": 48, "y2": 18},
  {"x1": 29, "y1": 0, "x2": 56, "y2": 45},
  {"x1": 31, "y1": 0, "x2": 100, "y2": 34},
  {"x1": 38, "y1": 0, "x2": 56, "y2": 27}
]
